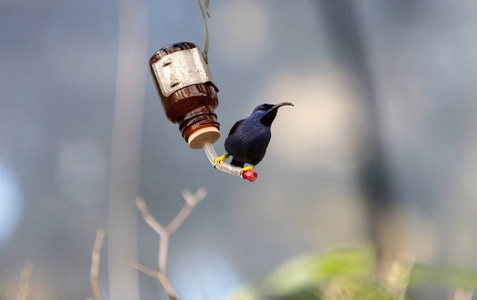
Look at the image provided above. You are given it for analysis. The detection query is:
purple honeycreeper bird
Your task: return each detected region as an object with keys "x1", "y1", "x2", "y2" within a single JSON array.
[{"x1": 216, "y1": 102, "x2": 293, "y2": 171}]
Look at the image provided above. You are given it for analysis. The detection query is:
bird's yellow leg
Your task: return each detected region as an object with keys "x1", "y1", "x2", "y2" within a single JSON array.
[
  {"x1": 240, "y1": 165, "x2": 254, "y2": 175},
  {"x1": 214, "y1": 154, "x2": 230, "y2": 167}
]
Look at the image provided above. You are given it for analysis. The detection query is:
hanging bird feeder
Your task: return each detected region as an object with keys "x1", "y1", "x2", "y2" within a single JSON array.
[{"x1": 149, "y1": 42, "x2": 257, "y2": 182}]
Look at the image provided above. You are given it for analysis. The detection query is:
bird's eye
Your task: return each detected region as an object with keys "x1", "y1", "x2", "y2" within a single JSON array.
[{"x1": 259, "y1": 105, "x2": 267, "y2": 111}]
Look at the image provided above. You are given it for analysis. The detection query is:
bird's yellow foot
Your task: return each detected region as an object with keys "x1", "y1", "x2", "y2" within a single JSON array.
[
  {"x1": 240, "y1": 165, "x2": 255, "y2": 175},
  {"x1": 214, "y1": 154, "x2": 230, "y2": 167}
]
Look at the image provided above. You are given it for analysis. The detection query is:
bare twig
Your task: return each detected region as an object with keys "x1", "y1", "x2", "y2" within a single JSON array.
[
  {"x1": 90, "y1": 228, "x2": 105, "y2": 300},
  {"x1": 136, "y1": 197, "x2": 166, "y2": 236},
  {"x1": 124, "y1": 257, "x2": 177, "y2": 300},
  {"x1": 125, "y1": 256, "x2": 158, "y2": 279},
  {"x1": 16, "y1": 261, "x2": 33, "y2": 300},
  {"x1": 135, "y1": 197, "x2": 169, "y2": 274},
  {"x1": 129, "y1": 188, "x2": 207, "y2": 299},
  {"x1": 167, "y1": 188, "x2": 207, "y2": 235},
  {"x1": 158, "y1": 234, "x2": 169, "y2": 275}
]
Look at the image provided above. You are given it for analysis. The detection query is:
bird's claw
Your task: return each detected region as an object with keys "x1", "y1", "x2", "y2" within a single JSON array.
[
  {"x1": 240, "y1": 165, "x2": 255, "y2": 175},
  {"x1": 214, "y1": 154, "x2": 230, "y2": 168}
]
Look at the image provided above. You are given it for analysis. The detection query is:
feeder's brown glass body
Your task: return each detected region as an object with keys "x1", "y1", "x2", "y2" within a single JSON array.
[{"x1": 149, "y1": 42, "x2": 220, "y2": 149}]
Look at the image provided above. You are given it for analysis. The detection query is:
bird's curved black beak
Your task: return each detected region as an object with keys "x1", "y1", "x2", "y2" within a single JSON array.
[
  {"x1": 260, "y1": 102, "x2": 294, "y2": 126},
  {"x1": 272, "y1": 102, "x2": 294, "y2": 110}
]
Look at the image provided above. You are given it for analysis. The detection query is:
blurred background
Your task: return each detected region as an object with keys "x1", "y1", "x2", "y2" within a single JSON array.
[{"x1": 1, "y1": 0, "x2": 477, "y2": 299}]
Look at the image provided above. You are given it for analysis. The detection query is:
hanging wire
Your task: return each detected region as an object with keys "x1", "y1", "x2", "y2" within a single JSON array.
[{"x1": 196, "y1": 0, "x2": 210, "y2": 61}]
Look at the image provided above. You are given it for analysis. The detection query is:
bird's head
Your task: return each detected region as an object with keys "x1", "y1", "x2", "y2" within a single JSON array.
[{"x1": 251, "y1": 102, "x2": 294, "y2": 126}]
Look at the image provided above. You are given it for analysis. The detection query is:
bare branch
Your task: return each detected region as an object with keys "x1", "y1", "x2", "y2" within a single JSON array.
[
  {"x1": 130, "y1": 189, "x2": 206, "y2": 299},
  {"x1": 125, "y1": 256, "x2": 159, "y2": 279},
  {"x1": 136, "y1": 197, "x2": 166, "y2": 236},
  {"x1": 16, "y1": 261, "x2": 33, "y2": 300},
  {"x1": 90, "y1": 228, "x2": 105, "y2": 300},
  {"x1": 157, "y1": 272, "x2": 177, "y2": 300},
  {"x1": 158, "y1": 235, "x2": 169, "y2": 274},
  {"x1": 182, "y1": 188, "x2": 207, "y2": 206},
  {"x1": 166, "y1": 188, "x2": 208, "y2": 234},
  {"x1": 124, "y1": 257, "x2": 177, "y2": 300},
  {"x1": 165, "y1": 201, "x2": 195, "y2": 235}
]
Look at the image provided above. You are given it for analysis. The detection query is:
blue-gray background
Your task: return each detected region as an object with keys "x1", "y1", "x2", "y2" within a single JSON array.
[{"x1": 1, "y1": 0, "x2": 477, "y2": 299}]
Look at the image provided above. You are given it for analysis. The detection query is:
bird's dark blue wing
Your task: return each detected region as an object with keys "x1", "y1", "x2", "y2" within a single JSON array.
[{"x1": 228, "y1": 119, "x2": 244, "y2": 136}]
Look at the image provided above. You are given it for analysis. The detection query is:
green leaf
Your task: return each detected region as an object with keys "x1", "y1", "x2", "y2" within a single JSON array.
[
  {"x1": 409, "y1": 263, "x2": 477, "y2": 291},
  {"x1": 227, "y1": 247, "x2": 477, "y2": 299},
  {"x1": 260, "y1": 247, "x2": 378, "y2": 297}
]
